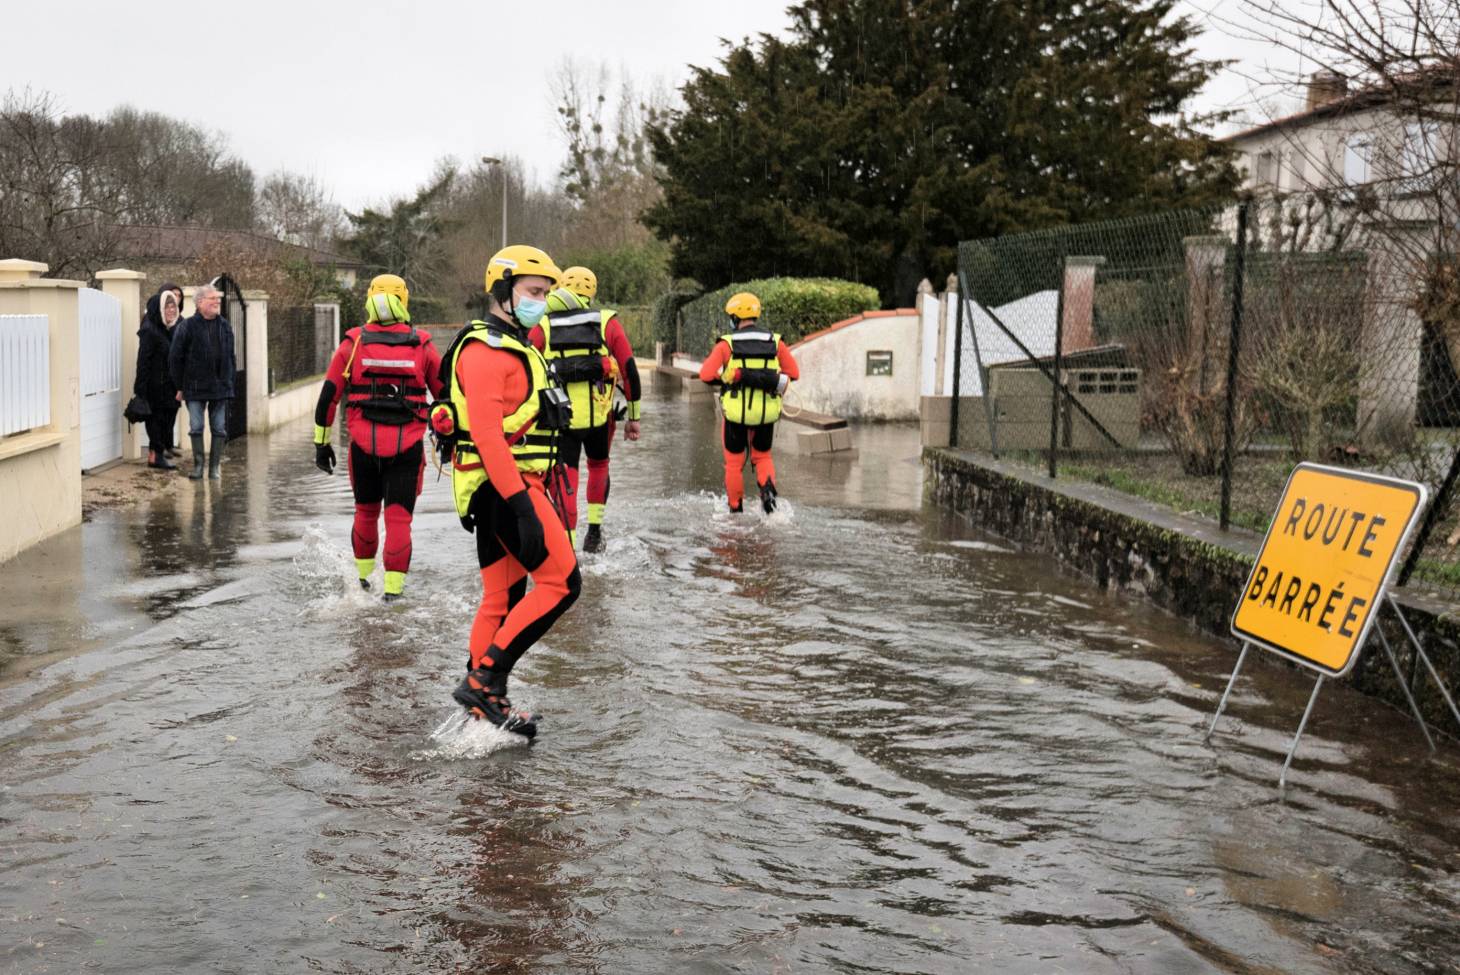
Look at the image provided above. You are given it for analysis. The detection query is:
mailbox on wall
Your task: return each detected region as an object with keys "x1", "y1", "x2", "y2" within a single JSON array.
[{"x1": 866, "y1": 350, "x2": 893, "y2": 376}]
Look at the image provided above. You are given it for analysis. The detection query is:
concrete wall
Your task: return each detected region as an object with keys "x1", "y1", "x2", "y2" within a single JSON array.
[
  {"x1": 0, "y1": 260, "x2": 84, "y2": 562},
  {"x1": 267, "y1": 381, "x2": 319, "y2": 431},
  {"x1": 791, "y1": 310, "x2": 920, "y2": 420}
]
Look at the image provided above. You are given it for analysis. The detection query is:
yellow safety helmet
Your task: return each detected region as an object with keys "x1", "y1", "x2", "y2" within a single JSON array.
[
  {"x1": 484, "y1": 244, "x2": 563, "y2": 296},
  {"x1": 367, "y1": 273, "x2": 409, "y2": 309},
  {"x1": 725, "y1": 291, "x2": 761, "y2": 320},
  {"x1": 561, "y1": 266, "x2": 598, "y2": 301},
  {"x1": 546, "y1": 286, "x2": 590, "y2": 313},
  {"x1": 365, "y1": 291, "x2": 410, "y2": 325}
]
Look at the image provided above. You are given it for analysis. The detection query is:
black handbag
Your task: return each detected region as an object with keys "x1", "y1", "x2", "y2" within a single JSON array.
[{"x1": 123, "y1": 395, "x2": 153, "y2": 425}]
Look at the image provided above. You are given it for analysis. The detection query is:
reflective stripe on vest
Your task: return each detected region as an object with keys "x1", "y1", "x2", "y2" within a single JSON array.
[
  {"x1": 447, "y1": 321, "x2": 557, "y2": 517},
  {"x1": 542, "y1": 306, "x2": 613, "y2": 430},
  {"x1": 720, "y1": 330, "x2": 783, "y2": 426}
]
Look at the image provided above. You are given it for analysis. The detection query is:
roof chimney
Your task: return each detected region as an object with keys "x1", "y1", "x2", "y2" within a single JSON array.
[{"x1": 1306, "y1": 71, "x2": 1348, "y2": 111}]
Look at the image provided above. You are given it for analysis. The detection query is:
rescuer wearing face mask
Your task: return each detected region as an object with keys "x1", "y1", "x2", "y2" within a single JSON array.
[
  {"x1": 698, "y1": 292, "x2": 800, "y2": 513},
  {"x1": 312, "y1": 274, "x2": 444, "y2": 601},
  {"x1": 431, "y1": 245, "x2": 580, "y2": 738},
  {"x1": 527, "y1": 265, "x2": 643, "y2": 553}
]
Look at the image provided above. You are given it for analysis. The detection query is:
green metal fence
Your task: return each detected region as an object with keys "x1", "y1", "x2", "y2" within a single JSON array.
[{"x1": 953, "y1": 201, "x2": 1460, "y2": 595}]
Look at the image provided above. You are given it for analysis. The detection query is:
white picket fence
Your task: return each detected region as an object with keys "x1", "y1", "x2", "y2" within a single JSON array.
[
  {"x1": 0, "y1": 314, "x2": 52, "y2": 437},
  {"x1": 78, "y1": 287, "x2": 123, "y2": 470}
]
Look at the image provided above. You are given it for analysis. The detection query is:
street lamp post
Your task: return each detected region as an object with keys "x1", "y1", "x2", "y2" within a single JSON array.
[{"x1": 480, "y1": 156, "x2": 508, "y2": 249}]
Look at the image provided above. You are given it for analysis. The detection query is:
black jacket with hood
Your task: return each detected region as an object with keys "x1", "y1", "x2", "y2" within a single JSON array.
[{"x1": 134, "y1": 287, "x2": 180, "y2": 409}]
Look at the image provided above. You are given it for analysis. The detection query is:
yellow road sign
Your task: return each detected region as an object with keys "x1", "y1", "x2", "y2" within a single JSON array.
[{"x1": 1232, "y1": 463, "x2": 1427, "y2": 677}]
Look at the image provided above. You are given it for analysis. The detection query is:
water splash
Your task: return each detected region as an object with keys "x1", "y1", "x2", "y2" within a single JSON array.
[
  {"x1": 762, "y1": 496, "x2": 795, "y2": 525},
  {"x1": 412, "y1": 709, "x2": 531, "y2": 760},
  {"x1": 946, "y1": 539, "x2": 1014, "y2": 554},
  {"x1": 292, "y1": 524, "x2": 374, "y2": 617},
  {"x1": 581, "y1": 531, "x2": 655, "y2": 577}
]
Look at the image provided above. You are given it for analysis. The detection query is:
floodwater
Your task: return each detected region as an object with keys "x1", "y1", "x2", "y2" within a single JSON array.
[{"x1": 4, "y1": 388, "x2": 1460, "y2": 975}]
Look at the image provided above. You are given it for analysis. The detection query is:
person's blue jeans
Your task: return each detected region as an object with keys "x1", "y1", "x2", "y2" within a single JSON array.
[{"x1": 186, "y1": 399, "x2": 228, "y2": 438}]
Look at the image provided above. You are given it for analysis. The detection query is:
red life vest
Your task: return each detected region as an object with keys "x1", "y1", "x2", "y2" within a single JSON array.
[{"x1": 343, "y1": 324, "x2": 434, "y2": 457}]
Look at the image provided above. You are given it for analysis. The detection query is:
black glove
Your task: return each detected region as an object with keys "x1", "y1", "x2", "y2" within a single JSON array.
[
  {"x1": 459, "y1": 509, "x2": 476, "y2": 533},
  {"x1": 506, "y1": 489, "x2": 547, "y2": 571},
  {"x1": 315, "y1": 443, "x2": 336, "y2": 475}
]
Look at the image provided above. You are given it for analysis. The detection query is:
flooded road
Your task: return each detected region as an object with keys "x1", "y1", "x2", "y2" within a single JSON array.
[{"x1": 4, "y1": 388, "x2": 1460, "y2": 974}]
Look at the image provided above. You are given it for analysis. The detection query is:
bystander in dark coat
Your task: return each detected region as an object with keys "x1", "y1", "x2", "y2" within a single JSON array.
[
  {"x1": 169, "y1": 306, "x2": 236, "y2": 401},
  {"x1": 135, "y1": 287, "x2": 182, "y2": 469}
]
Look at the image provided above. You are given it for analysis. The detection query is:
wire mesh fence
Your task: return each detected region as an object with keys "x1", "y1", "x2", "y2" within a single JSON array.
[
  {"x1": 268, "y1": 303, "x2": 338, "y2": 392},
  {"x1": 953, "y1": 200, "x2": 1460, "y2": 596}
]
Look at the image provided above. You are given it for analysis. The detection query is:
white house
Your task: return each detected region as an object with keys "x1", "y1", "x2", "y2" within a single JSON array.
[{"x1": 1223, "y1": 72, "x2": 1457, "y2": 441}]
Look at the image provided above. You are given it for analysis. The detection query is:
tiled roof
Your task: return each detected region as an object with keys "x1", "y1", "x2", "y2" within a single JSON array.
[
  {"x1": 113, "y1": 224, "x2": 364, "y2": 268},
  {"x1": 794, "y1": 308, "x2": 916, "y2": 348}
]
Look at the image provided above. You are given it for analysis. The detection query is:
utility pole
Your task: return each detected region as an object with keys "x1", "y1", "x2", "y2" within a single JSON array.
[{"x1": 480, "y1": 156, "x2": 508, "y2": 248}]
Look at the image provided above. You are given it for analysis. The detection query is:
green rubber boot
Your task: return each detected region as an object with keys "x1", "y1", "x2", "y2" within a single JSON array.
[{"x1": 188, "y1": 435, "x2": 206, "y2": 480}]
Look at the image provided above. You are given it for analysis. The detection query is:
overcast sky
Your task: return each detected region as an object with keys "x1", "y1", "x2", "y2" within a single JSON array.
[{"x1": 4, "y1": 0, "x2": 1302, "y2": 211}]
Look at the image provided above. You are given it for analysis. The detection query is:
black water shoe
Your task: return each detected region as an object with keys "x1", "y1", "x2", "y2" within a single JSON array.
[
  {"x1": 760, "y1": 480, "x2": 778, "y2": 515},
  {"x1": 582, "y1": 524, "x2": 604, "y2": 553},
  {"x1": 453, "y1": 668, "x2": 538, "y2": 739}
]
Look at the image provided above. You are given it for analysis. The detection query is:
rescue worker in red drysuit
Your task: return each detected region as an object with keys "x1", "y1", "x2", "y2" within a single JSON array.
[
  {"x1": 312, "y1": 274, "x2": 444, "y2": 601},
  {"x1": 436, "y1": 245, "x2": 581, "y2": 737},
  {"x1": 698, "y1": 291, "x2": 800, "y2": 513},
  {"x1": 527, "y1": 265, "x2": 643, "y2": 553}
]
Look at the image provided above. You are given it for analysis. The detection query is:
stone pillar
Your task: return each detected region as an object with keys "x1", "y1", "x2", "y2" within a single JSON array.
[
  {"x1": 938, "y1": 272, "x2": 958, "y2": 396},
  {"x1": 1061, "y1": 256, "x2": 1106, "y2": 353},
  {"x1": 242, "y1": 290, "x2": 270, "y2": 435},
  {"x1": 0, "y1": 259, "x2": 85, "y2": 560},
  {"x1": 96, "y1": 269, "x2": 147, "y2": 461},
  {"x1": 1359, "y1": 248, "x2": 1421, "y2": 444},
  {"x1": 915, "y1": 277, "x2": 936, "y2": 397},
  {"x1": 0, "y1": 258, "x2": 50, "y2": 283}
]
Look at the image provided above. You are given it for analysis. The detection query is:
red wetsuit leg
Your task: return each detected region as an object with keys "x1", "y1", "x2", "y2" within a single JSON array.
[
  {"x1": 481, "y1": 477, "x2": 581, "y2": 674},
  {"x1": 585, "y1": 421, "x2": 611, "y2": 508},
  {"x1": 749, "y1": 423, "x2": 776, "y2": 488},
  {"x1": 721, "y1": 418, "x2": 747, "y2": 510},
  {"x1": 348, "y1": 443, "x2": 382, "y2": 560},
  {"x1": 381, "y1": 442, "x2": 423, "y2": 574}
]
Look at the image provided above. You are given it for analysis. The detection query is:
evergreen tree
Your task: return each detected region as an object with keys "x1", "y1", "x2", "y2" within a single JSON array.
[
  {"x1": 645, "y1": 0, "x2": 1237, "y2": 303},
  {"x1": 337, "y1": 169, "x2": 457, "y2": 320}
]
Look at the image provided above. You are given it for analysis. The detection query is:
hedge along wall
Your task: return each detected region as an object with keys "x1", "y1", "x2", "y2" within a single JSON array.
[
  {"x1": 608, "y1": 304, "x2": 653, "y2": 352},
  {"x1": 678, "y1": 278, "x2": 881, "y2": 358}
]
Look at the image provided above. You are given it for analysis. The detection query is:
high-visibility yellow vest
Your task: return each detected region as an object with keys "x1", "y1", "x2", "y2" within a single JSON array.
[
  {"x1": 447, "y1": 321, "x2": 557, "y2": 517},
  {"x1": 719, "y1": 329, "x2": 783, "y2": 425},
  {"x1": 541, "y1": 306, "x2": 618, "y2": 430}
]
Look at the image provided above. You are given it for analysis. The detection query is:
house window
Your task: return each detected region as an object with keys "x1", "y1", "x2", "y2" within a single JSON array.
[
  {"x1": 866, "y1": 350, "x2": 893, "y2": 376},
  {"x1": 1402, "y1": 122, "x2": 1438, "y2": 185},
  {"x1": 1343, "y1": 134, "x2": 1372, "y2": 184},
  {"x1": 1254, "y1": 150, "x2": 1278, "y2": 187}
]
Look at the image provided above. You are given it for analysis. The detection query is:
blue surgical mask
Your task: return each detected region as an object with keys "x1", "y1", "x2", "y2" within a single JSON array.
[{"x1": 513, "y1": 296, "x2": 547, "y2": 327}]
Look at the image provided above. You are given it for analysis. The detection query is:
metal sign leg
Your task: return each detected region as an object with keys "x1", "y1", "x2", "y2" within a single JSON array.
[
  {"x1": 1389, "y1": 596, "x2": 1460, "y2": 732},
  {"x1": 1279, "y1": 676, "x2": 1325, "y2": 790},
  {"x1": 1374, "y1": 622, "x2": 1437, "y2": 752},
  {"x1": 1205, "y1": 643, "x2": 1251, "y2": 741}
]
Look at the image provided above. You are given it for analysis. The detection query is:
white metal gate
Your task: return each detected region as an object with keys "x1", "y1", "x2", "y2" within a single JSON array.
[{"x1": 79, "y1": 287, "x2": 122, "y2": 471}]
